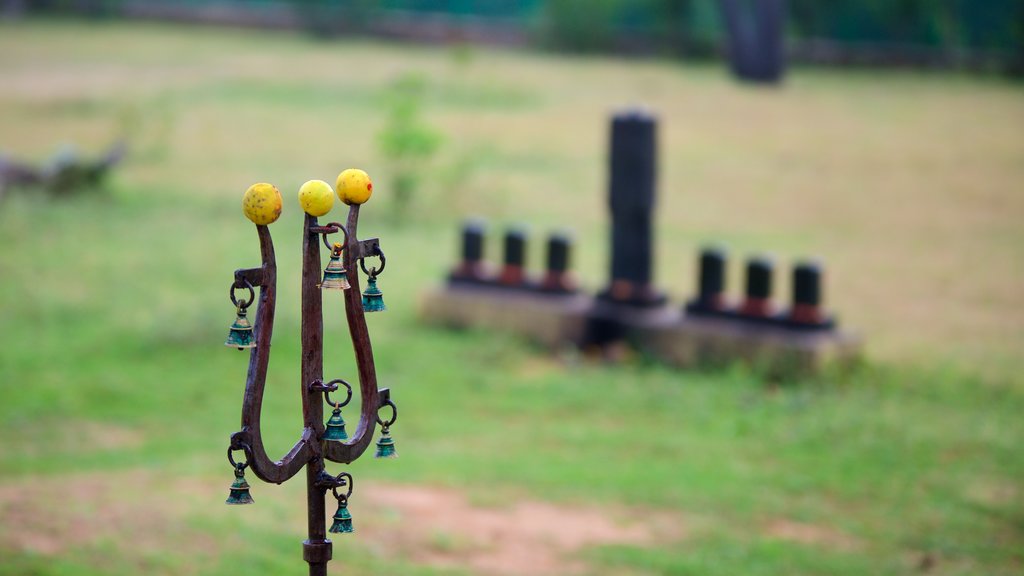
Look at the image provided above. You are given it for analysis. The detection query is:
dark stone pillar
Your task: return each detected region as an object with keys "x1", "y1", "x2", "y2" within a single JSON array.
[
  {"x1": 790, "y1": 261, "x2": 823, "y2": 324},
  {"x1": 719, "y1": 0, "x2": 787, "y2": 84},
  {"x1": 498, "y1": 227, "x2": 528, "y2": 286},
  {"x1": 740, "y1": 256, "x2": 774, "y2": 317},
  {"x1": 695, "y1": 247, "x2": 727, "y2": 311},
  {"x1": 541, "y1": 232, "x2": 576, "y2": 293},
  {"x1": 598, "y1": 109, "x2": 665, "y2": 307},
  {"x1": 451, "y1": 218, "x2": 487, "y2": 282}
]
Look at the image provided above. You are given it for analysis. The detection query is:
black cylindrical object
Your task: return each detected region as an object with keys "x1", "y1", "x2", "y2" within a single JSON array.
[
  {"x1": 450, "y1": 218, "x2": 488, "y2": 282},
  {"x1": 698, "y1": 247, "x2": 727, "y2": 303},
  {"x1": 745, "y1": 256, "x2": 774, "y2": 299},
  {"x1": 602, "y1": 108, "x2": 663, "y2": 305},
  {"x1": 792, "y1": 261, "x2": 822, "y2": 307},
  {"x1": 498, "y1": 226, "x2": 528, "y2": 286},
  {"x1": 542, "y1": 232, "x2": 575, "y2": 293},
  {"x1": 461, "y1": 219, "x2": 485, "y2": 264},
  {"x1": 720, "y1": 0, "x2": 787, "y2": 84},
  {"x1": 503, "y1": 228, "x2": 527, "y2": 267},
  {"x1": 546, "y1": 233, "x2": 571, "y2": 273},
  {"x1": 739, "y1": 256, "x2": 774, "y2": 317}
]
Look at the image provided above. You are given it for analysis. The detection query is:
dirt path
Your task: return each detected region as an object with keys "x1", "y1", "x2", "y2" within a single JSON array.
[{"x1": 356, "y1": 483, "x2": 684, "y2": 575}]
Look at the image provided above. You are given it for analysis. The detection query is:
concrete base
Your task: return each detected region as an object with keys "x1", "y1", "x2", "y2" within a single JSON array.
[
  {"x1": 419, "y1": 285, "x2": 591, "y2": 348},
  {"x1": 638, "y1": 310, "x2": 862, "y2": 376},
  {"x1": 420, "y1": 285, "x2": 863, "y2": 376}
]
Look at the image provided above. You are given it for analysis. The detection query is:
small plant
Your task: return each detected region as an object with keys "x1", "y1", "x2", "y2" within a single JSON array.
[{"x1": 377, "y1": 73, "x2": 442, "y2": 221}]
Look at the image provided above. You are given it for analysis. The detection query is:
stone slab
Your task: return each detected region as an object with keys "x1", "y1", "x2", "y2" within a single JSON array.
[
  {"x1": 419, "y1": 286, "x2": 591, "y2": 348},
  {"x1": 420, "y1": 285, "x2": 863, "y2": 376}
]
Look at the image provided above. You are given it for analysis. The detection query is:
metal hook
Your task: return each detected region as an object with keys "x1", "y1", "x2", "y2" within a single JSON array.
[
  {"x1": 319, "y1": 222, "x2": 349, "y2": 252},
  {"x1": 359, "y1": 247, "x2": 386, "y2": 277},
  {"x1": 323, "y1": 378, "x2": 354, "y2": 408},
  {"x1": 229, "y1": 278, "x2": 256, "y2": 309},
  {"x1": 376, "y1": 399, "x2": 397, "y2": 428},
  {"x1": 331, "y1": 472, "x2": 353, "y2": 500},
  {"x1": 227, "y1": 443, "x2": 251, "y2": 471}
]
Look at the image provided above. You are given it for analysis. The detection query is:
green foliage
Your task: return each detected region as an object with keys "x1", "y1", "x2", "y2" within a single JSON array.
[
  {"x1": 540, "y1": 0, "x2": 709, "y2": 55},
  {"x1": 289, "y1": 0, "x2": 379, "y2": 38},
  {"x1": 541, "y1": 0, "x2": 1024, "y2": 71},
  {"x1": 376, "y1": 72, "x2": 442, "y2": 221},
  {"x1": 540, "y1": 0, "x2": 620, "y2": 52},
  {"x1": 23, "y1": 0, "x2": 1024, "y2": 72},
  {"x1": 789, "y1": 0, "x2": 1024, "y2": 68}
]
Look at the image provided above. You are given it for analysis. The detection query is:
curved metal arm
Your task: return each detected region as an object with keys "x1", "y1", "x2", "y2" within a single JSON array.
[
  {"x1": 231, "y1": 224, "x2": 312, "y2": 484},
  {"x1": 323, "y1": 204, "x2": 382, "y2": 464}
]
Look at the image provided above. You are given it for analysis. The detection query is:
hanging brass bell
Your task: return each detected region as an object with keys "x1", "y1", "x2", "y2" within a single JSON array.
[
  {"x1": 361, "y1": 276, "x2": 387, "y2": 313},
  {"x1": 321, "y1": 244, "x2": 350, "y2": 291},
  {"x1": 374, "y1": 426, "x2": 397, "y2": 459},
  {"x1": 328, "y1": 498, "x2": 353, "y2": 533},
  {"x1": 224, "y1": 305, "x2": 256, "y2": 350},
  {"x1": 225, "y1": 465, "x2": 254, "y2": 505},
  {"x1": 323, "y1": 405, "x2": 348, "y2": 441}
]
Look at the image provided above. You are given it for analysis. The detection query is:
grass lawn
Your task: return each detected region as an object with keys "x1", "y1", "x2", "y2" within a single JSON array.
[{"x1": 0, "y1": 18, "x2": 1022, "y2": 576}]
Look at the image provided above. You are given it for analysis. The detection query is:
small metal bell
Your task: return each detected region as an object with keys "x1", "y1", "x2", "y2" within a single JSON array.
[
  {"x1": 225, "y1": 465, "x2": 254, "y2": 505},
  {"x1": 224, "y1": 305, "x2": 256, "y2": 350},
  {"x1": 375, "y1": 426, "x2": 397, "y2": 459},
  {"x1": 321, "y1": 244, "x2": 351, "y2": 291},
  {"x1": 328, "y1": 498, "x2": 353, "y2": 533},
  {"x1": 323, "y1": 405, "x2": 348, "y2": 441},
  {"x1": 361, "y1": 276, "x2": 387, "y2": 313}
]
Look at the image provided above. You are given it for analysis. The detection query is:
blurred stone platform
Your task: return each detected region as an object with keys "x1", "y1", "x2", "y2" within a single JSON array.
[{"x1": 420, "y1": 285, "x2": 861, "y2": 377}]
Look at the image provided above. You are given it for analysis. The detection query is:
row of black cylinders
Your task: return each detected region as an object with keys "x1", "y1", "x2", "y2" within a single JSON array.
[
  {"x1": 451, "y1": 220, "x2": 575, "y2": 293},
  {"x1": 452, "y1": 222, "x2": 828, "y2": 326},
  {"x1": 692, "y1": 248, "x2": 826, "y2": 325}
]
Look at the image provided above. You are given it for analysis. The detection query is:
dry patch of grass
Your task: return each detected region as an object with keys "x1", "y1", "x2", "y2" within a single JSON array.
[
  {"x1": 358, "y1": 483, "x2": 685, "y2": 575},
  {"x1": 0, "y1": 469, "x2": 218, "y2": 562},
  {"x1": 0, "y1": 468, "x2": 686, "y2": 576},
  {"x1": 763, "y1": 518, "x2": 860, "y2": 552}
]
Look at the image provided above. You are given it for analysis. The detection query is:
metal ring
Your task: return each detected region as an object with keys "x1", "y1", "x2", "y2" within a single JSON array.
[
  {"x1": 359, "y1": 248, "x2": 386, "y2": 277},
  {"x1": 227, "y1": 445, "x2": 250, "y2": 470},
  {"x1": 320, "y1": 222, "x2": 349, "y2": 252},
  {"x1": 376, "y1": 400, "x2": 397, "y2": 428},
  {"x1": 323, "y1": 378, "x2": 353, "y2": 408},
  {"x1": 331, "y1": 472, "x2": 353, "y2": 500},
  {"x1": 229, "y1": 279, "x2": 256, "y2": 308}
]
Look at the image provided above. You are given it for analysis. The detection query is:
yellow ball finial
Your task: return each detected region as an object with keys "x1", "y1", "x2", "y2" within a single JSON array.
[
  {"x1": 298, "y1": 179, "x2": 335, "y2": 217},
  {"x1": 242, "y1": 183, "x2": 283, "y2": 225},
  {"x1": 336, "y1": 168, "x2": 373, "y2": 205}
]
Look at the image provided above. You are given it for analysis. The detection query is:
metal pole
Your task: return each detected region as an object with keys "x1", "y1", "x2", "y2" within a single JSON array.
[{"x1": 302, "y1": 214, "x2": 330, "y2": 575}]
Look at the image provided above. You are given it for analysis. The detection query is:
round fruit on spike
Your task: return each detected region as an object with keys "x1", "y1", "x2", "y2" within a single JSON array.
[
  {"x1": 242, "y1": 183, "x2": 283, "y2": 225},
  {"x1": 298, "y1": 179, "x2": 335, "y2": 217},
  {"x1": 336, "y1": 168, "x2": 373, "y2": 205}
]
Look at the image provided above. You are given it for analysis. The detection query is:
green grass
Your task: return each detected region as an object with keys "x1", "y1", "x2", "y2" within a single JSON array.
[{"x1": 1, "y1": 18, "x2": 1022, "y2": 576}]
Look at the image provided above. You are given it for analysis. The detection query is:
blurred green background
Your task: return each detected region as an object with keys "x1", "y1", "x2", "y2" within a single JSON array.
[
  {"x1": 18, "y1": 0, "x2": 1024, "y2": 73},
  {"x1": 1, "y1": 10, "x2": 1022, "y2": 576}
]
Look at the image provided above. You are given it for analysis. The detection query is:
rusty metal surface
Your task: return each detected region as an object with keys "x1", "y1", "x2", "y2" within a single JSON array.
[
  {"x1": 323, "y1": 204, "x2": 383, "y2": 464},
  {"x1": 226, "y1": 204, "x2": 392, "y2": 574},
  {"x1": 229, "y1": 224, "x2": 312, "y2": 484}
]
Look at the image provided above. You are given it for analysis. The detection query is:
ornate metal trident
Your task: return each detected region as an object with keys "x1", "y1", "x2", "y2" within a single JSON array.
[{"x1": 223, "y1": 172, "x2": 397, "y2": 576}]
